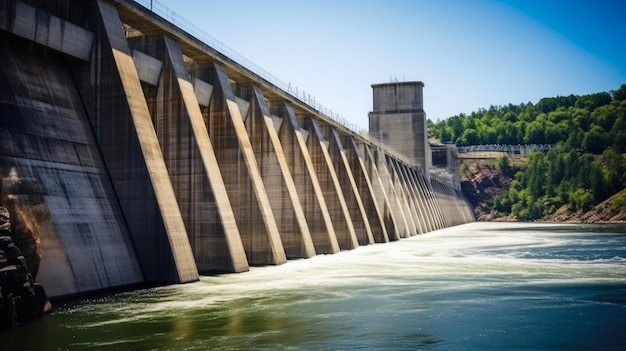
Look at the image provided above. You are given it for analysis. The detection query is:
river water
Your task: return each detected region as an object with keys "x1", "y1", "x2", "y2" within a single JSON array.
[{"x1": 3, "y1": 222, "x2": 626, "y2": 350}]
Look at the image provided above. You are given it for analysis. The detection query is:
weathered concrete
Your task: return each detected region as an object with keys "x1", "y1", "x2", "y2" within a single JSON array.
[
  {"x1": 208, "y1": 63, "x2": 286, "y2": 266},
  {"x1": 0, "y1": 0, "x2": 475, "y2": 300},
  {"x1": 369, "y1": 82, "x2": 430, "y2": 168},
  {"x1": 431, "y1": 179, "x2": 474, "y2": 226},
  {"x1": 239, "y1": 84, "x2": 316, "y2": 259},
  {"x1": 362, "y1": 144, "x2": 401, "y2": 241},
  {"x1": 345, "y1": 138, "x2": 389, "y2": 243},
  {"x1": 403, "y1": 166, "x2": 436, "y2": 232},
  {"x1": 325, "y1": 127, "x2": 374, "y2": 246},
  {"x1": 139, "y1": 35, "x2": 249, "y2": 273},
  {"x1": 0, "y1": 0, "x2": 94, "y2": 60},
  {"x1": 306, "y1": 118, "x2": 358, "y2": 250},
  {"x1": 417, "y1": 170, "x2": 447, "y2": 229},
  {"x1": 0, "y1": 31, "x2": 144, "y2": 297},
  {"x1": 373, "y1": 148, "x2": 410, "y2": 238},
  {"x1": 74, "y1": 0, "x2": 199, "y2": 283},
  {"x1": 273, "y1": 103, "x2": 340, "y2": 254},
  {"x1": 388, "y1": 158, "x2": 423, "y2": 234}
]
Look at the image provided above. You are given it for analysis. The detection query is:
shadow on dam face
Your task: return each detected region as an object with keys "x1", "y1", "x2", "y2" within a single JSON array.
[{"x1": 0, "y1": 36, "x2": 144, "y2": 298}]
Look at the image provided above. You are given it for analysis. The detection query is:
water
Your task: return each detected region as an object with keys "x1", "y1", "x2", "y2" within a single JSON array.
[{"x1": 3, "y1": 222, "x2": 626, "y2": 350}]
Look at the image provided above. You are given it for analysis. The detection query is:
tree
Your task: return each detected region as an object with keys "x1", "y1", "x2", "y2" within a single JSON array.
[
  {"x1": 565, "y1": 127, "x2": 584, "y2": 150},
  {"x1": 573, "y1": 108, "x2": 592, "y2": 131},
  {"x1": 592, "y1": 104, "x2": 618, "y2": 131},
  {"x1": 524, "y1": 121, "x2": 544, "y2": 144},
  {"x1": 569, "y1": 189, "x2": 593, "y2": 212},
  {"x1": 612, "y1": 84, "x2": 626, "y2": 101},
  {"x1": 526, "y1": 152, "x2": 546, "y2": 198},
  {"x1": 459, "y1": 129, "x2": 479, "y2": 145},
  {"x1": 447, "y1": 116, "x2": 463, "y2": 142},
  {"x1": 583, "y1": 125, "x2": 606, "y2": 154},
  {"x1": 602, "y1": 147, "x2": 625, "y2": 195},
  {"x1": 429, "y1": 84, "x2": 626, "y2": 219},
  {"x1": 576, "y1": 92, "x2": 612, "y2": 110},
  {"x1": 609, "y1": 115, "x2": 626, "y2": 152},
  {"x1": 440, "y1": 127, "x2": 452, "y2": 143},
  {"x1": 548, "y1": 107, "x2": 570, "y2": 123},
  {"x1": 590, "y1": 164, "x2": 606, "y2": 201}
]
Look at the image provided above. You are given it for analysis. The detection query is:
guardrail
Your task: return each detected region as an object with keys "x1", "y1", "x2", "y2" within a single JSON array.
[
  {"x1": 129, "y1": 0, "x2": 360, "y2": 133},
  {"x1": 457, "y1": 144, "x2": 556, "y2": 154},
  {"x1": 127, "y1": 0, "x2": 426, "y2": 172}
]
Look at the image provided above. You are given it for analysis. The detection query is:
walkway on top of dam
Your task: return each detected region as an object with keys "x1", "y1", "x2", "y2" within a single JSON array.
[
  {"x1": 121, "y1": 0, "x2": 360, "y2": 134},
  {"x1": 118, "y1": 0, "x2": 422, "y2": 169}
]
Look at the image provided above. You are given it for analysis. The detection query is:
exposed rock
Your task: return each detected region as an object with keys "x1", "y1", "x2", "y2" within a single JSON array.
[
  {"x1": 5, "y1": 198, "x2": 41, "y2": 278},
  {"x1": 2, "y1": 172, "x2": 44, "y2": 279},
  {"x1": 460, "y1": 160, "x2": 512, "y2": 221},
  {"x1": 0, "y1": 206, "x2": 51, "y2": 329}
]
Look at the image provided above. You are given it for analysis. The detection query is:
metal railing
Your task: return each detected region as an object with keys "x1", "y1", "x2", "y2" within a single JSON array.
[
  {"x1": 457, "y1": 144, "x2": 556, "y2": 154},
  {"x1": 129, "y1": 0, "x2": 360, "y2": 133},
  {"x1": 126, "y1": 0, "x2": 429, "y2": 172}
]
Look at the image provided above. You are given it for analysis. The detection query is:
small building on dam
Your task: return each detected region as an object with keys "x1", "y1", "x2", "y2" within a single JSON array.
[{"x1": 0, "y1": 0, "x2": 474, "y2": 300}]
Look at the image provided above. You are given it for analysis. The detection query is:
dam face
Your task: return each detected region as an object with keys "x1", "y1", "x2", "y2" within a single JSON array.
[{"x1": 0, "y1": 0, "x2": 474, "y2": 298}]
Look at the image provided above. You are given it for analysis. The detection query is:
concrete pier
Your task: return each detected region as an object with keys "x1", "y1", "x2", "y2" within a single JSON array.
[
  {"x1": 306, "y1": 118, "x2": 358, "y2": 250},
  {"x1": 0, "y1": 0, "x2": 474, "y2": 299},
  {"x1": 273, "y1": 103, "x2": 340, "y2": 254},
  {"x1": 345, "y1": 138, "x2": 390, "y2": 243},
  {"x1": 242, "y1": 85, "x2": 316, "y2": 259}
]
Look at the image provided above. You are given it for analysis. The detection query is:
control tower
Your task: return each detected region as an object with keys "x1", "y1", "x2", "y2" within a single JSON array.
[{"x1": 368, "y1": 81, "x2": 431, "y2": 169}]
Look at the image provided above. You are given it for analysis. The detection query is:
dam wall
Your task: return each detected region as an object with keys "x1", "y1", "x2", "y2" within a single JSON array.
[{"x1": 0, "y1": 0, "x2": 474, "y2": 299}]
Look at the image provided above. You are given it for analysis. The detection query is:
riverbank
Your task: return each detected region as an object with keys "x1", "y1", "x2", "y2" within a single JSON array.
[{"x1": 460, "y1": 159, "x2": 626, "y2": 223}]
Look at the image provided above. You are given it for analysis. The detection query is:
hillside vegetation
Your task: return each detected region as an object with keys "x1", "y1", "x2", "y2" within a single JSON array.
[{"x1": 430, "y1": 84, "x2": 626, "y2": 221}]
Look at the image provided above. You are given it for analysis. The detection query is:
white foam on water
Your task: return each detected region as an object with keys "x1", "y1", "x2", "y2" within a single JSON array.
[{"x1": 51, "y1": 221, "x2": 626, "y2": 350}]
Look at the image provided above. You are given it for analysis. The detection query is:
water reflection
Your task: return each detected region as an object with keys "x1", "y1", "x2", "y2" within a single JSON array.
[{"x1": 2, "y1": 222, "x2": 626, "y2": 350}]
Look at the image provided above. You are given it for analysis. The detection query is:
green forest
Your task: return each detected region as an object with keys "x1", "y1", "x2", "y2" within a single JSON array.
[{"x1": 429, "y1": 84, "x2": 626, "y2": 221}]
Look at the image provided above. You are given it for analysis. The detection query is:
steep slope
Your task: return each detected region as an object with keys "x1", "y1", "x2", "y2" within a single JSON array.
[
  {"x1": 545, "y1": 189, "x2": 626, "y2": 223},
  {"x1": 461, "y1": 159, "x2": 626, "y2": 222},
  {"x1": 459, "y1": 160, "x2": 512, "y2": 221}
]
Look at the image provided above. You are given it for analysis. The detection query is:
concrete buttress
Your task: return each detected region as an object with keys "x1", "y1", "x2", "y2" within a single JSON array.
[
  {"x1": 272, "y1": 103, "x2": 340, "y2": 254},
  {"x1": 238, "y1": 84, "x2": 316, "y2": 259},
  {"x1": 399, "y1": 163, "x2": 435, "y2": 232},
  {"x1": 416, "y1": 170, "x2": 447, "y2": 229},
  {"x1": 147, "y1": 36, "x2": 249, "y2": 273},
  {"x1": 325, "y1": 128, "x2": 374, "y2": 245},
  {"x1": 388, "y1": 159, "x2": 419, "y2": 236},
  {"x1": 362, "y1": 144, "x2": 400, "y2": 241},
  {"x1": 71, "y1": 0, "x2": 199, "y2": 283},
  {"x1": 388, "y1": 159, "x2": 422, "y2": 235},
  {"x1": 306, "y1": 119, "x2": 358, "y2": 250},
  {"x1": 345, "y1": 138, "x2": 390, "y2": 243},
  {"x1": 207, "y1": 63, "x2": 286, "y2": 265},
  {"x1": 372, "y1": 148, "x2": 410, "y2": 239}
]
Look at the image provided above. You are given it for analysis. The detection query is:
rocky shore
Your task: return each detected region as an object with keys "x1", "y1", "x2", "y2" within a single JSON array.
[{"x1": 0, "y1": 205, "x2": 51, "y2": 329}]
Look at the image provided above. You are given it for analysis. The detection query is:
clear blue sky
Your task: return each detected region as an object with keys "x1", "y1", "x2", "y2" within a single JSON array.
[{"x1": 151, "y1": 0, "x2": 626, "y2": 130}]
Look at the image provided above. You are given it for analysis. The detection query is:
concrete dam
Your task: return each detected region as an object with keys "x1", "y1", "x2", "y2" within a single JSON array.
[{"x1": 0, "y1": 0, "x2": 474, "y2": 299}]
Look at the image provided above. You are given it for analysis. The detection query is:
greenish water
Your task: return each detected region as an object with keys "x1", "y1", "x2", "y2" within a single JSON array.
[{"x1": 3, "y1": 222, "x2": 626, "y2": 350}]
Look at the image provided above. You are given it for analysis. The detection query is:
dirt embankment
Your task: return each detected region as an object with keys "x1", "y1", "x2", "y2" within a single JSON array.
[{"x1": 544, "y1": 189, "x2": 626, "y2": 223}]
